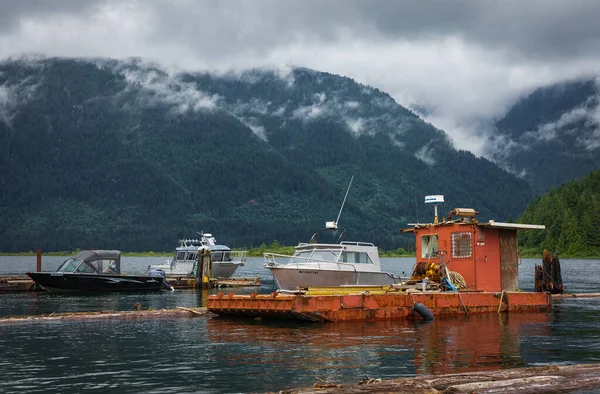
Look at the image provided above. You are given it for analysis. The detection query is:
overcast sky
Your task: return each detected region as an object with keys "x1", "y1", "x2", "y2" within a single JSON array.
[{"x1": 1, "y1": 0, "x2": 599, "y2": 155}]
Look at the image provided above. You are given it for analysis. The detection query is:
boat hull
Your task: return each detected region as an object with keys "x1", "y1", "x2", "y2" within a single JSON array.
[
  {"x1": 149, "y1": 261, "x2": 244, "y2": 278},
  {"x1": 212, "y1": 262, "x2": 244, "y2": 278},
  {"x1": 149, "y1": 262, "x2": 194, "y2": 277},
  {"x1": 27, "y1": 272, "x2": 166, "y2": 293},
  {"x1": 267, "y1": 267, "x2": 398, "y2": 292}
]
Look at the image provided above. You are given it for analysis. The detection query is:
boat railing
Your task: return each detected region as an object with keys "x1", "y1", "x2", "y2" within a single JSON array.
[
  {"x1": 229, "y1": 250, "x2": 248, "y2": 263},
  {"x1": 263, "y1": 253, "x2": 358, "y2": 272},
  {"x1": 339, "y1": 241, "x2": 376, "y2": 247}
]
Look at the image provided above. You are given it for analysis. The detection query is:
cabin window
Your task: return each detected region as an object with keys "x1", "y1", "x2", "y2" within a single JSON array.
[
  {"x1": 185, "y1": 252, "x2": 195, "y2": 261},
  {"x1": 340, "y1": 251, "x2": 373, "y2": 264},
  {"x1": 341, "y1": 251, "x2": 355, "y2": 263},
  {"x1": 358, "y1": 252, "x2": 372, "y2": 264},
  {"x1": 223, "y1": 251, "x2": 231, "y2": 261},
  {"x1": 176, "y1": 251, "x2": 186, "y2": 261},
  {"x1": 212, "y1": 252, "x2": 223, "y2": 262},
  {"x1": 452, "y1": 232, "x2": 472, "y2": 258},
  {"x1": 478, "y1": 229, "x2": 485, "y2": 242},
  {"x1": 311, "y1": 250, "x2": 340, "y2": 262},
  {"x1": 420, "y1": 235, "x2": 439, "y2": 258}
]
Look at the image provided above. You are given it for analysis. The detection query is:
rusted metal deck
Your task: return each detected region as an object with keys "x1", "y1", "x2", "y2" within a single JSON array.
[{"x1": 207, "y1": 290, "x2": 552, "y2": 322}]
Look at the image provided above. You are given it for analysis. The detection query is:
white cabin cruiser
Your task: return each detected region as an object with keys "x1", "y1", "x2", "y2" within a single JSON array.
[
  {"x1": 149, "y1": 233, "x2": 247, "y2": 278},
  {"x1": 264, "y1": 224, "x2": 398, "y2": 292}
]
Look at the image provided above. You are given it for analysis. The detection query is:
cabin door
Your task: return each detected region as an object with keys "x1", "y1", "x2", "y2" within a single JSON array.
[{"x1": 499, "y1": 230, "x2": 519, "y2": 291}]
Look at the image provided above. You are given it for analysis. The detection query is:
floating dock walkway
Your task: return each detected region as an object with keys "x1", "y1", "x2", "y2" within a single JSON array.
[{"x1": 0, "y1": 275, "x2": 261, "y2": 292}]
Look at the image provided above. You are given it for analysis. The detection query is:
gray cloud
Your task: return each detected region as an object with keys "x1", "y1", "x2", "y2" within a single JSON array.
[
  {"x1": 1, "y1": 0, "x2": 600, "y2": 155},
  {"x1": 0, "y1": 0, "x2": 99, "y2": 32}
]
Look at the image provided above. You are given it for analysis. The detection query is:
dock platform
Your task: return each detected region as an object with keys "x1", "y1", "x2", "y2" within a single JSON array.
[
  {"x1": 0, "y1": 275, "x2": 262, "y2": 292},
  {"x1": 207, "y1": 290, "x2": 552, "y2": 322}
]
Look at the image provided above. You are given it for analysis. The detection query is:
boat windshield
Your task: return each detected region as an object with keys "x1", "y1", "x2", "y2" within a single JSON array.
[
  {"x1": 57, "y1": 258, "x2": 110, "y2": 274},
  {"x1": 293, "y1": 249, "x2": 340, "y2": 263},
  {"x1": 57, "y1": 259, "x2": 99, "y2": 273},
  {"x1": 57, "y1": 259, "x2": 80, "y2": 272}
]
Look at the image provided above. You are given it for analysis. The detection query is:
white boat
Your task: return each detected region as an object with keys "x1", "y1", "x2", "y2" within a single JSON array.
[
  {"x1": 264, "y1": 175, "x2": 398, "y2": 292},
  {"x1": 149, "y1": 233, "x2": 247, "y2": 278},
  {"x1": 264, "y1": 226, "x2": 398, "y2": 292}
]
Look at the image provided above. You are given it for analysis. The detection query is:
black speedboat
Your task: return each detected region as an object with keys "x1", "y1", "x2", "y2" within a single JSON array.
[{"x1": 27, "y1": 250, "x2": 173, "y2": 293}]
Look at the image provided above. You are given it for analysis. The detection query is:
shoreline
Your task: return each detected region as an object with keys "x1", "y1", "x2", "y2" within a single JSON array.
[{"x1": 2, "y1": 251, "x2": 599, "y2": 259}]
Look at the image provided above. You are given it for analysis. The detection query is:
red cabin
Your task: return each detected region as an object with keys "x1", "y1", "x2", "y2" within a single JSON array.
[{"x1": 402, "y1": 201, "x2": 545, "y2": 292}]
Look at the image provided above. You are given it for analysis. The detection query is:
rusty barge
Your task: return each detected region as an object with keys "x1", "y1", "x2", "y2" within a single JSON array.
[{"x1": 208, "y1": 195, "x2": 552, "y2": 321}]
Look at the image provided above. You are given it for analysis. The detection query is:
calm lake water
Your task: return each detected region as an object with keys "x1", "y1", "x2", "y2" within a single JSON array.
[{"x1": 0, "y1": 255, "x2": 599, "y2": 393}]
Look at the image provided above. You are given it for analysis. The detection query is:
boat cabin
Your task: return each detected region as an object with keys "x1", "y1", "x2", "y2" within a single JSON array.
[
  {"x1": 56, "y1": 250, "x2": 121, "y2": 274},
  {"x1": 175, "y1": 235, "x2": 238, "y2": 263},
  {"x1": 176, "y1": 244, "x2": 234, "y2": 263},
  {"x1": 402, "y1": 205, "x2": 545, "y2": 292},
  {"x1": 293, "y1": 241, "x2": 380, "y2": 266}
]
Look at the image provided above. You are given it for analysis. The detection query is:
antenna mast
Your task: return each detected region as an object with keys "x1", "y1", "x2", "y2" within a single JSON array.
[
  {"x1": 414, "y1": 196, "x2": 419, "y2": 224},
  {"x1": 327, "y1": 174, "x2": 354, "y2": 230},
  {"x1": 424, "y1": 195, "x2": 444, "y2": 225}
]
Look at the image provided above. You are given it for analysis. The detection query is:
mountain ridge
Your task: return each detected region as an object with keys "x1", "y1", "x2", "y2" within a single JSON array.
[
  {"x1": 1, "y1": 56, "x2": 534, "y2": 252},
  {"x1": 489, "y1": 77, "x2": 600, "y2": 193}
]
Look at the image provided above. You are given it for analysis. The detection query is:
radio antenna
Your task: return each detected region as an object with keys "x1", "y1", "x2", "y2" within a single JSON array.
[
  {"x1": 335, "y1": 174, "x2": 354, "y2": 227},
  {"x1": 414, "y1": 196, "x2": 419, "y2": 224}
]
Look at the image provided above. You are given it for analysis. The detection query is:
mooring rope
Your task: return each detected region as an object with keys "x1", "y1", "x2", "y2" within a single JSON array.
[
  {"x1": 448, "y1": 271, "x2": 467, "y2": 290},
  {"x1": 497, "y1": 290, "x2": 507, "y2": 313},
  {"x1": 456, "y1": 291, "x2": 469, "y2": 316}
]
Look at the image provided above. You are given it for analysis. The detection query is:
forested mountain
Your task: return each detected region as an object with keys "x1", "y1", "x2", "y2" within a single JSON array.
[
  {"x1": 0, "y1": 57, "x2": 534, "y2": 252},
  {"x1": 489, "y1": 78, "x2": 600, "y2": 194},
  {"x1": 518, "y1": 169, "x2": 600, "y2": 257}
]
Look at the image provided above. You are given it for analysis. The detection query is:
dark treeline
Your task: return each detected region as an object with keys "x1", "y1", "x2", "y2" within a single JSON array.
[{"x1": 518, "y1": 169, "x2": 600, "y2": 257}]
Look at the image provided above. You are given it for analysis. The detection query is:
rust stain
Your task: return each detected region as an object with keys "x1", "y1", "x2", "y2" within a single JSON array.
[{"x1": 207, "y1": 291, "x2": 551, "y2": 322}]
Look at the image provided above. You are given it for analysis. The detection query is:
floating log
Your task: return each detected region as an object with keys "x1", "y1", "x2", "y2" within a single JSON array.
[
  {"x1": 279, "y1": 363, "x2": 600, "y2": 393},
  {"x1": 0, "y1": 276, "x2": 34, "y2": 292},
  {"x1": 551, "y1": 293, "x2": 600, "y2": 299},
  {"x1": 176, "y1": 306, "x2": 207, "y2": 316},
  {"x1": 0, "y1": 307, "x2": 209, "y2": 324}
]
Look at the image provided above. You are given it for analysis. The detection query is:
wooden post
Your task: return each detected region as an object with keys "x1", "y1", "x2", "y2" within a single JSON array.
[
  {"x1": 195, "y1": 247, "x2": 212, "y2": 290},
  {"x1": 538, "y1": 250, "x2": 564, "y2": 294},
  {"x1": 202, "y1": 248, "x2": 212, "y2": 290},
  {"x1": 36, "y1": 249, "x2": 42, "y2": 272},
  {"x1": 195, "y1": 251, "x2": 201, "y2": 289}
]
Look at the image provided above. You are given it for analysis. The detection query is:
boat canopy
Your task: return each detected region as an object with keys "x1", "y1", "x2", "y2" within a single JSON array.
[{"x1": 57, "y1": 250, "x2": 121, "y2": 274}]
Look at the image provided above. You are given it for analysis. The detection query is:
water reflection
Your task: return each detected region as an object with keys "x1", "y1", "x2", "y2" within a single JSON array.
[
  {"x1": 413, "y1": 313, "x2": 551, "y2": 374},
  {"x1": 206, "y1": 311, "x2": 551, "y2": 381}
]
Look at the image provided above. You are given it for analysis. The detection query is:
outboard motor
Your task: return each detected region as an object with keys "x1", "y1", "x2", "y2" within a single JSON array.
[{"x1": 147, "y1": 269, "x2": 174, "y2": 291}]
